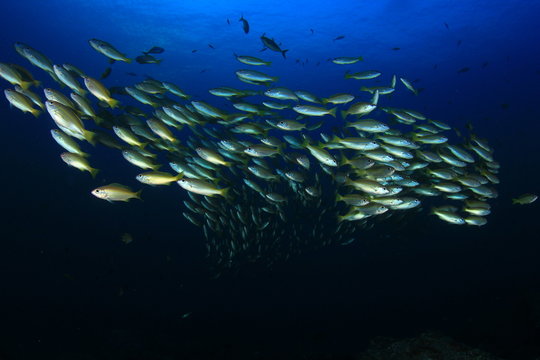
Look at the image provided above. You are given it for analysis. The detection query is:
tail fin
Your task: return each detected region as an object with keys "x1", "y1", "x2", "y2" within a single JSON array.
[
  {"x1": 20, "y1": 81, "x2": 32, "y2": 90},
  {"x1": 108, "y1": 98, "x2": 120, "y2": 109},
  {"x1": 31, "y1": 108, "x2": 41, "y2": 118},
  {"x1": 135, "y1": 189, "x2": 143, "y2": 200},
  {"x1": 89, "y1": 167, "x2": 100, "y2": 179},
  {"x1": 281, "y1": 50, "x2": 288, "y2": 59},
  {"x1": 327, "y1": 107, "x2": 337, "y2": 118},
  {"x1": 341, "y1": 110, "x2": 348, "y2": 119},
  {"x1": 511, "y1": 198, "x2": 518, "y2": 205},
  {"x1": 220, "y1": 187, "x2": 231, "y2": 199},
  {"x1": 84, "y1": 130, "x2": 97, "y2": 146}
]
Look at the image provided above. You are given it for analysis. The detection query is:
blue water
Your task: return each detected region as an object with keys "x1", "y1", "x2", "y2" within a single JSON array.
[{"x1": 1, "y1": 1, "x2": 540, "y2": 358}]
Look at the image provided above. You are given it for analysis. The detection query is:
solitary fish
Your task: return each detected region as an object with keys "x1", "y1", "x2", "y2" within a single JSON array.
[
  {"x1": 239, "y1": 15, "x2": 249, "y2": 34},
  {"x1": 143, "y1": 46, "x2": 164, "y2": 54},
  {"x1": 260, "y1": 34, "x2": 288, "y2": 59},
  {"x1": 512, "y1": 193, "x2": 537, "y2": 205}
]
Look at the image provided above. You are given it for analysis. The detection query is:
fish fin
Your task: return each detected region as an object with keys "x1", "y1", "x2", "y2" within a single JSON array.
[
  {"x1": 89, "y1": 167, "x2": 100, "y2": 179},
  {"x1": 33, "y1": 80, "x2": 42, "y2": 88},
  {"x1": 175, "y1": 173, "x2": 184, "y2": 181},
  {"x1": 135, "y1": 190, "x2": 143, "y2": 200},
  {"x1": 281, "y1": 50, "x2": 288, "y2": 59},
  {"x1": 108, "y1": 98, "x2": 120, "y2": 109},
  {"x1": 358, "y1": 56, "x2": 364, "y2": 61},
  {"x1": 340, "y1": 110, "x2": 348, "y2": 119},
  {"x1": 31, "y1": 108, "x2": 41, "y2": 118},
  {"x1": 20, "y1": 81, "x2": 32, "y2": 90},
  {"x1": 80, "y1": 151, "x2": 91, "y2": 158},
  {"x1": 327, "y1": 107, "x2": 337, "y2": 118},
  {"x1": 220, "y1": 187, "x2": 231, "y2": 199},
  {"x1": 511, "y1": 198, "x2": 518, "y2": 205},
  {"x1": 84, "y1": 130, "x2": 97, "y2": 146},
  {"x1": 108, "y1": 59, "x2": 116, "y2": 64}
]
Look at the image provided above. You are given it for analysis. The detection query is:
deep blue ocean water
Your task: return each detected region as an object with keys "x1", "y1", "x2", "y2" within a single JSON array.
[{"x1": 0, "y1": 1, "x2": 539, "y2": 359}]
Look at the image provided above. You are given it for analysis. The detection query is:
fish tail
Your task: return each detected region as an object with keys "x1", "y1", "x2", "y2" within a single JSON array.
[
  {"x1": 220, "y1": 187, "x2": 231, "y2": 199},
  {"x1": 76, "y1": 88, "x2": 88, "y2": 96},
  {"x1": 89, "y1": 167, "x2": 100, "y2": 179},
  {"x1": 511, "y1": 198, "x2": 518, "y2": 205},
  {"x1": 341, "y1": 110, "x2": 348, "y2": 119},
  {"x1": 80, "y1": 151, "x2": 91, "y2": 158},
  {"x1": 108, "y1": 98, "x2": 120, "y2": 108},
  {"x1": 344, "y1": 74, "x2": 351, "y2": 79},
  {"x1": 33, "y1": 80, "x2": 42, "y2": 88},
  {"x1": 20, "y1": 81, "x2": 32, "y2": 90},
  {"x1": 30, "y1": 108, "x2": 41, "y2": 118},
  {"x1": 281, "y1": 50, "x2": 288, "y2": 59},
  {"x1": 84, "y1": 130, "x2": 97, "y2": 146},
  {"x1": 328, "y1": 107, "x2": 337, "y2": 118},
  {"x1": 135, "y1": 189, "x2": 143, "y2": 200},
  {"x1": 358, "y1": 56, "x2": 364, "y2": 61},
  {"x1": 339, "y1": 154, "x2": 349, "y2": 166}
]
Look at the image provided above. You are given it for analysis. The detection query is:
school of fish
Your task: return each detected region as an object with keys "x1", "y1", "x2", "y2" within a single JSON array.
[{"x1": 1, "y1": 37, "x2": 507, "y2": 270}]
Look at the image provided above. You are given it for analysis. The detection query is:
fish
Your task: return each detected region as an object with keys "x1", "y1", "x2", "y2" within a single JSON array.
[
  {"x1": 91, "y1": 183, "x2": 141, "y2": 202},
  {"x1": 293, "y1": 105, "x2": 336, "y2": 117},
  {"x1": 457, "y1": 67, "x2": 470, "y2": 73},
  {"x1": 333, "y1": 35, "x2": 345, "y2": 41},
  {"x1": 0, "y1": 62, "x2": 39, "y2": 89},
  {"x1": 136, "y1": 54, "x2": 162, "y2": 64},
  {"x1": 178, "y1": 178, "x2": 229, "y2": 197},
  {"x1": 100, "y1": 67, "x2": 112, "y2": 79},
  {"x1": 143, "y1": 46, "x2": 165, "y2": 54},
  {"x1": 399, "y1": 77, "x2": 418, "y2": 95},
  {"x1": 332, "y1": 57, "x2": 363, "y2": 65},
  {"x1": 60, "y1": 152, "x2": 99, "y2": 178},
  {"x1": 4, "y1": 89, "x2": 41, "y2": 117},
  {"x1": 260, "y1": 34, "x2": 288, "y2": 59},
  {"x1": 239, "y1": 15, "x2": 249, "y2": 34},
  {"x1": 512, "y1": 194, "x2": 538, "y2": 205},
  {"x1": 136, "y1": 171, "x2": 183, "y2": 185},
  {"x1": 88, "y1": 39, "x2": 131, "y2": 63},
  {"x1": 234, "y1": 54, "x2": 271, "y2": 66},
  {"x1": 344, "y1": 71, "x2": 381, "y2": 80},
  {"x1": 82, "y1": 76, "x2": 119, "y2": 108}
]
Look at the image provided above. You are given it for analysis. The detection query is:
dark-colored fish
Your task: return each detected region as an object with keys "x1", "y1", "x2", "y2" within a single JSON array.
[
  {"x1": 136, "y1": 54, "x2": 162, "y2": 64},
  {"x1": 481, "y1": 61, "x2": 489, "y2": 68},
  {"x1": 391, "y1": 47, "x2": 400, "y2": 51},
  {"x1": 456, "y1": 40, "x2": 462, "y2": 47},
  {"x1": 500, "y1": 103, "x2": 509, "y2": 110},
  {"x1": 208, "y1": 44, "x2": 215, "y2": 49},
  {"x1": 260, "y1": 33, "x2": 288, "y2": 59},
  {"x1": 192, "y1": 49, "x2": 198, "y2": 53},
  {"x1": 239, "y1": 15, "x2": 249, "y2": 34},
  {"x1": 333, "y1": 35, "x2": 345, "y2": 41},
  {"x1": 433, "y1": 64, "x2": 438, "y2": 69},
  {"x1": 100, "y1": 67, "x2": 112, "y2": 79},
  {"x1": 143, "y1": 46, "x2": 164, "y2": 55},
  {"x1": 457, "y1": 67, "x2": 470, "y2": 73},
  {"x1": 227, "y1": 18, "x2": 230, "y2": 25},
  {"x1": 310, "y1": 29, "x2": 314, "y2": 34},
  {"x1": 444, "y1": 22, "x2": 449, "y2": 29},
  {"x1": 126, "y1": 72, "x2": 138, "y2": 76}
]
